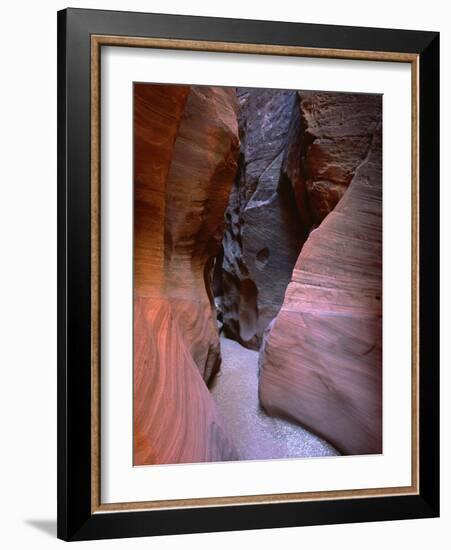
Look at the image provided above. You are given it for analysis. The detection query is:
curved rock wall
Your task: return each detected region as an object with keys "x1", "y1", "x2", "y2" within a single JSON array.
[
  {"x1": 134, "y1": 298, "x2": 238, "y2": 465},
  {"x1": 133, "y1": 84, "x2": 239, "y2": 465},
  {"x1": 258, "y1": 96, "x2": 383, "y2": 455}
]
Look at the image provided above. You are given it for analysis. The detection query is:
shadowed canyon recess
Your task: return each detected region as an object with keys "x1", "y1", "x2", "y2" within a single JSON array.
[{"x1": 133, "y1": 83, "x2": 382, "y2": 465}]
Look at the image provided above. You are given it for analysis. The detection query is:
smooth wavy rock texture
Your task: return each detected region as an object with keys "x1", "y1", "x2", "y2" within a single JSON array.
[
  {"x1": 134, "y1": 298, "x2": 238, "y2": 465},
  {"x1": 259, "y1": 108, "x2": 383, "y2": 455},
  {"x1": 134, "y1": 84, "x2": 239, "y2": 465}
]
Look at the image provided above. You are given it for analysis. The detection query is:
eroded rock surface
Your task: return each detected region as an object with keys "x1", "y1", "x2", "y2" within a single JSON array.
[
  {"x1": 283, "y1": 91, "x2": 382, "y2": 227},
  {"x1": 219, "y1": 90, "x2": 381, "y2": 352},
  {"x1": 133, "y1": 84, "x2": 239, "y2": 465},
  {"x1": 258, "y1": 99, "x2": 383, "y2": 455},
  {"x1": 219, "y1": 89, "x2": 305, "y2": 350}
]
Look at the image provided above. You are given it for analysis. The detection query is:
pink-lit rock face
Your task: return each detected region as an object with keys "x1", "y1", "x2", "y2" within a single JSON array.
[
  {"x1": 134, "y1": 298, "x2": 238, "y2": 465},
  {"x1": 259, "y1": 99, "x2": 382, "y2": 456},
  {"x1": 133, "y1": 84, "x2": 239, "y2": 465}
]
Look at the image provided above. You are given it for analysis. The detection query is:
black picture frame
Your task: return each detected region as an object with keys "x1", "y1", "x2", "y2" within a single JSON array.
[{"x1": 57, "y1": 7, "x2": 439, "y2": 541}]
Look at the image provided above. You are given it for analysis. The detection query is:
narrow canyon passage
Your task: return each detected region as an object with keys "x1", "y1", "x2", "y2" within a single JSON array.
[
  {"x1": 133, "y1": 83, "x2": 383, "y2": 465},
  {"x1": 210, "y1": 337, "x2": 338, "y2": 460}
]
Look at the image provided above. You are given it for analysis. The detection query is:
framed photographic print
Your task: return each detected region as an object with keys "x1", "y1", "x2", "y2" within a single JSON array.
[{"x1": 57, "y1": 8, "x2": 440, "y2": 541}]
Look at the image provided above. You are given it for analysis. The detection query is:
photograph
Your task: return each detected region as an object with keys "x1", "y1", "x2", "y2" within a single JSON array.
[
  {"x1": 0, "y1": 0, "x2": 445, "y2": 546},
  {"x1": 53, "y1": 6, "x2": 440, "y2": 541},
  {"x1": 133, "y1": 83, "x2": 383, "y2": 466}
]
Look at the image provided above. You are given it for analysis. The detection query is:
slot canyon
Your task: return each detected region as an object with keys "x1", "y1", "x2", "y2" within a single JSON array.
[{"x1": 133, "y1": 82, "x2": 382, "y2": 466}]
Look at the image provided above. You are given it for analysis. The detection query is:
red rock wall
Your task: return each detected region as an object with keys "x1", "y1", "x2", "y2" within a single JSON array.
[
  {"x1": 133, "y1": 84, "x2": 239, "y2": 465},
  {"x1": 283, "y1": 91, "x2": 382, "y2": 227},
  {"x1": 134, "y1": 298, "x2": 238, "y2": 465},
  {"x1": 259, "y1": 95, "x2": 382, "y2": 455}
]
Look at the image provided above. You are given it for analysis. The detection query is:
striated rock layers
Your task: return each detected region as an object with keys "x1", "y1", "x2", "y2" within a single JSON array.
[
  {"x1": 133, "y1": 83, "x2": 239, "y2": 465},
  {"x1": 283, "y1": 91, "x2": 383, "y2": 227},
  {"x1": 259, "y1": 94, "x2": 383, "y2": 455},
  {"x1": 219, "y1": 89, "x2": 305, "y2": 350},
  {"x1": 134, "y1": 298, "x2": 238, "y2": 465}
]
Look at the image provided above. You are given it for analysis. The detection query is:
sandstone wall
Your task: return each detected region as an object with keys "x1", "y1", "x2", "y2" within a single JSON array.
[
  {"x1": 258, "y1": 95, "x2": 383, "y2": 455},
  {"x1": 283, "y1": 91, "x2": 383, "y2": 227},
  {"x1": 134, "y1": 298, "x2": 238, "y2": 465},
  {"x1": 133, "y1": 84, "x2": 239, "y2": 465}
]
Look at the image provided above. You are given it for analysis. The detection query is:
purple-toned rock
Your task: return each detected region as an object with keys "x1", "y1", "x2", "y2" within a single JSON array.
[{"x1": 258, "y1": 95, "x2": 383, "y2": 455}]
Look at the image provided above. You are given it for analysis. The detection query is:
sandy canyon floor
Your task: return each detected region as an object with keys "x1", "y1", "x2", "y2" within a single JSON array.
[{"x1": 210, "y1": 337, "x2": 339, "y2": 461}]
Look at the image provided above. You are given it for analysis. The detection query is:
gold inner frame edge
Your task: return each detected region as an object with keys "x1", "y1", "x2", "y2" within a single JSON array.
[{"x1": 90, "y1": 34, "x2": 420, "y2": 514}]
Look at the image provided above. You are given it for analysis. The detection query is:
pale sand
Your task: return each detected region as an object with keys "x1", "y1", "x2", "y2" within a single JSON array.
[{"x1": 210, "y1": 336, "x2": 339, "y2": 461}]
